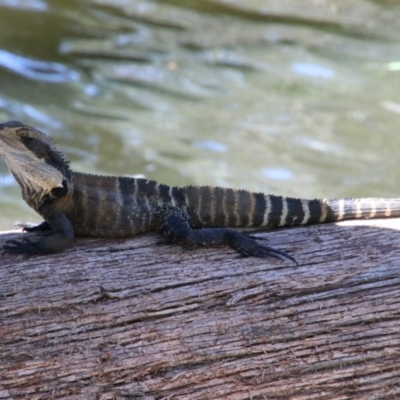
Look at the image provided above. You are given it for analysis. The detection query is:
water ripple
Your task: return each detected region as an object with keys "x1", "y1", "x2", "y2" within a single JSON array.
[
  {"x1": 0, "y1": 0, "x2": 47, "y2": 11},
  {"x1": 0, "y1": 173, "x2": 15, "y2": 187},
  {"x1": 292, "y1": 62, "x2": 334, "y2": 79},
  {"x1": 0, "y1": 50, "x2": 79, "y2": 83}
]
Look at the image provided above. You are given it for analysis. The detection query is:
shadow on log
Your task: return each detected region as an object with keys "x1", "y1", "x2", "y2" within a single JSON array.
[{"x1": 1, "y1": 219, "x2": 400, "y2": 399}]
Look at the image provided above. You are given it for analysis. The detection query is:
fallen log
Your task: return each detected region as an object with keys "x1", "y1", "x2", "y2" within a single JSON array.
[{"x1": 1, "y1": 219, "x2": 400, "y2": 399}]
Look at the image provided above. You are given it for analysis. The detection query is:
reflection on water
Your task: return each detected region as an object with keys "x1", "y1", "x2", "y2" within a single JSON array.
[
  {"x1": 291, "y1": 62, "x2": 334, "y2": 79},
  {"x1": 0, "y1": 0, "x2": 47, "y2": 11},
  {"x1": 1, "y1": 0, "x2": 400, "y2": 228},
  {"x1": 0, "y1": 49, "x2": 79, "y2": 82}
]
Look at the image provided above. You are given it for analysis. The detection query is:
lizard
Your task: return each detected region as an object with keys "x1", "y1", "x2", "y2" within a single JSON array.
[{"x1": 1, "y1": 120, "x2": 400, "y2": 263}]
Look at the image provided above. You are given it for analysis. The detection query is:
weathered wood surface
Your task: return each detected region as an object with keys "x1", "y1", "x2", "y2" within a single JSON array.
[{"x1": 1, "y1": 219, "x2": 400, "y2": 400}]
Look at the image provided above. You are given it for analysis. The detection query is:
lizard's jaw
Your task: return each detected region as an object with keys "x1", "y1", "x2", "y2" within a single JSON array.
[
  {"x1": 0, "y1": 125, "x2": 65, "y2": 194},
  {"x1": 0, "y1": 138, "x2": 64, "y2": 194}
]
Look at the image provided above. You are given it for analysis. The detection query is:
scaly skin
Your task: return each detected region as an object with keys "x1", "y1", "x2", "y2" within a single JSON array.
[{"x1": 1, "y1": 121, "x2": 400, "y2": 263}]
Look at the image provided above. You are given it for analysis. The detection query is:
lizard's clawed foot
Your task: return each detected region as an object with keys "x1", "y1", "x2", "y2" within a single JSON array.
[
  {"x1": 230, "y1": 232, "x2": 298, "y2": 265},
  {"x1": 14, "y1": 221, "x2": 51, "y2": 233},
  {"x1": 3, "y1": 237, "x2": 41, "y2": 256}
]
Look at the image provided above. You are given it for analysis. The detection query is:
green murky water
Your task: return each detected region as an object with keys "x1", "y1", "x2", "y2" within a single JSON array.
[{"x1": 1, "y1": 0, "x2": 400, "y2": 229}]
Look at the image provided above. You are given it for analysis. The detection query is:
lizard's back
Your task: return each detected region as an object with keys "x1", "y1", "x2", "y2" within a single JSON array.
[{"x1": 66, "y1": 172, "x2": 400, "y2": 238}]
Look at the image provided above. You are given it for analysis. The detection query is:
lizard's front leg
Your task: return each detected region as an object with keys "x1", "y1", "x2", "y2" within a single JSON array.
[
  {"x1": 15, "y1": 221, "x2": 52, "y2": 232},
  {"x1": 4, "y1": 208, "x2": 74, "y2": 255}
]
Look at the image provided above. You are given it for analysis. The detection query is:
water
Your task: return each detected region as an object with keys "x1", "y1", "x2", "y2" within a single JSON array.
[{"x1": 1, "y1": 0, "x2": 400, "y2": 229}]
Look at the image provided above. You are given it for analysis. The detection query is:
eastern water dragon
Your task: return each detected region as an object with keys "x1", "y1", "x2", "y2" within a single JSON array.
[{"x1": 1, "y1": 120, "x2": 399, "y2": 263}]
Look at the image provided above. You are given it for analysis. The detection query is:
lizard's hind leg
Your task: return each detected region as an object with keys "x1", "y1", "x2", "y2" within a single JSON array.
[{"x1": 154, "y1": 209, "x2": 297, "y2": 264}]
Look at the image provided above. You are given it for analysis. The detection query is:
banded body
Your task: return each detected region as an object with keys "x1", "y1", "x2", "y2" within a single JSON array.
[
  {"x1": 68, "y1": 173, "x2": 400, "y2": 238},
  {"x1": 1, "y1": 120, "x2": 400, "y2": 261}
]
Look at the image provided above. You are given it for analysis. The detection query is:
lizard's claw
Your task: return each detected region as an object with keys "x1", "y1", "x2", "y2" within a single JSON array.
[
  {"x1": 14, "y1": 221, "x2": 51, "y2": 233},
  {"x1": 3, "y1": 237, "x2": 40, "y2": 256},
  {"x1": 230, "y1": 232, "x2": 298, "y2": 265}
]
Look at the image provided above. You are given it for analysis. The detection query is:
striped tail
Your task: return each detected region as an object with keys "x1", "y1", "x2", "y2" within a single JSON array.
[
  {"x1": 176, "y1": 186, "x2": 400, "y2": 228},
  {"x1": 321, "y1": 198, "x2": 400, "y2": 222}
]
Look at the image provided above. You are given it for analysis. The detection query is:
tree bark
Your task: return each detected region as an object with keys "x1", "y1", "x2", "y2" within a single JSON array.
[{"x1": 1, "y1": 219, "x2": 400, "y2": 400}]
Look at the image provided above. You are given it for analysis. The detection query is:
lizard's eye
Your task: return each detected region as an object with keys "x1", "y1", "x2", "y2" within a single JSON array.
[{"x1": 17, "y1": 129, "x2": 29, "y2": 139}]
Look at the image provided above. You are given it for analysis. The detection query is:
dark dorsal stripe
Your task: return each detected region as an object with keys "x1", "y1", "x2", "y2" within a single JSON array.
[
  {"x1": 117, "y1": 176, "x2": 137, "y2": 212},
  {"x1": 238, "y1": 190, "x2": 250, "y2": 227},
  {"x1": 118, "y1": 176, "x2": 135, "y2": 196},
  {"x1": 199, "y1": 186, "x2": 213, "y2": 225},
  {"x1": 252, "y1": 193, "x2": 266, "y2": 227},
  {"x1": 116, "y1": 177, "x2": 136, "y2": 232},
  {"x1": 136, "y1": 179, "x2": 157, "y2": 197},
  {"x1": 171, "y1": 186, "x2": 186, "y2": 209},
  {"x1": 224, "y1": 188, "x2": 237, "y2": 227},
  {"x1": 210, "y1": 187, "x2": 225, "y2": 226},
  {"x1": 184, "y1": 186, "x2": 200, "y2": 218},
  {"x1": 267, "y1": 195, "x2": 283, "y2": 228},
  {"x1": 306, "y1": 199, "x2": 323, "y2": 224},
  {"x1": 157, "y1": 183, "x2": 172, "y2": 205},
  {"x1": 285, "y1": 198, "x2": 305, "y2": 226}
]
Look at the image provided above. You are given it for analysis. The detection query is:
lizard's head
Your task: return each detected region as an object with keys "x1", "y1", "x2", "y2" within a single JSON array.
[{"x1": 0, "y1": 120, "x2": 71, "y2": 202}]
